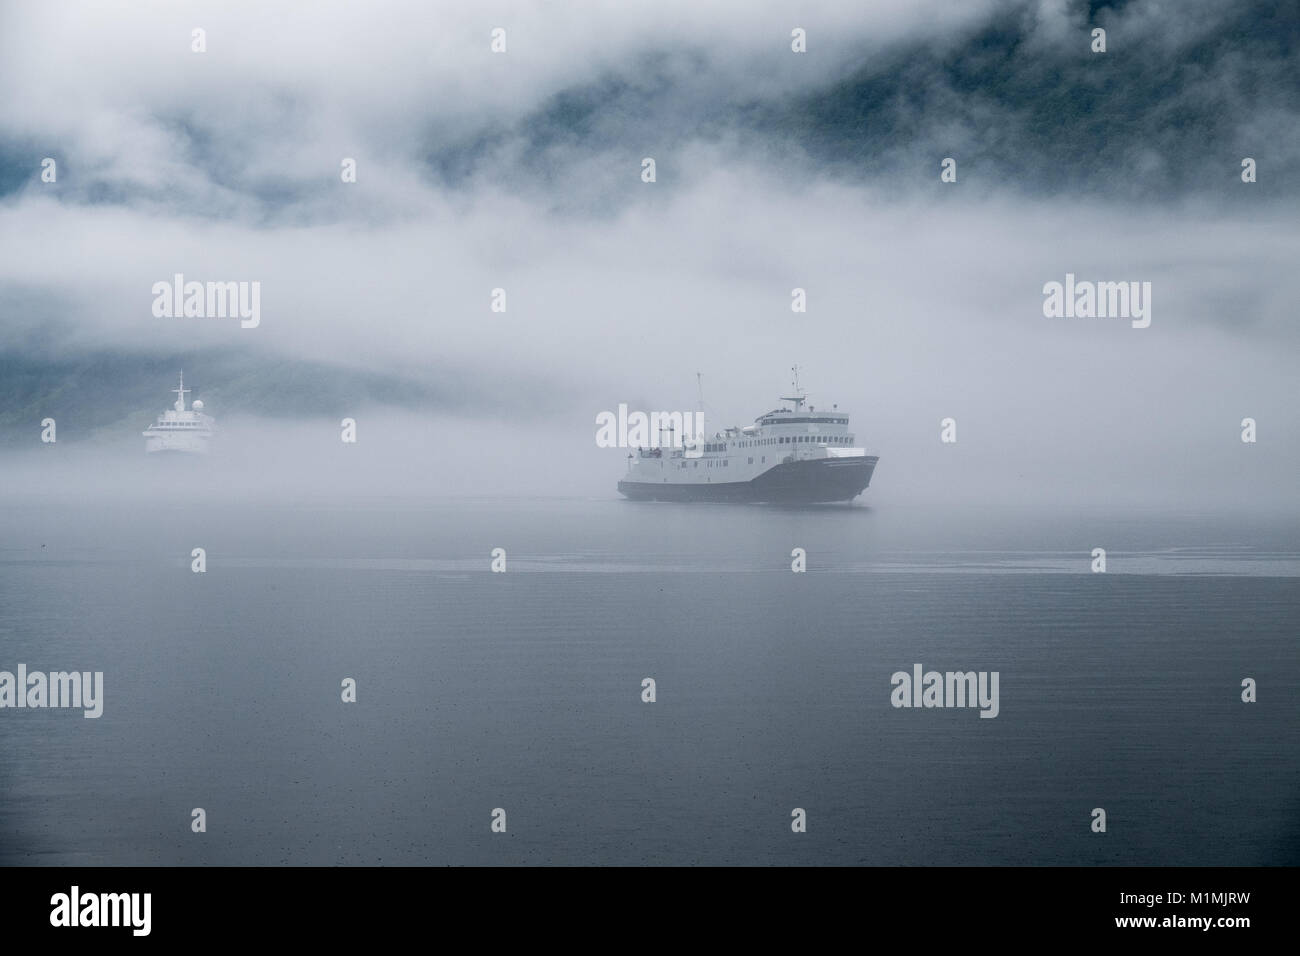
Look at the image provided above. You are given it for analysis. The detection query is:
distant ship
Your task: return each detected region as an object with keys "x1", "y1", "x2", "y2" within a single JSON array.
[
  {"x1": 142, "y1": 372, "x2": 214, "y2": 454},
  {"x1": 617, "y1": 371, "x2": 879, "y2": 503}
]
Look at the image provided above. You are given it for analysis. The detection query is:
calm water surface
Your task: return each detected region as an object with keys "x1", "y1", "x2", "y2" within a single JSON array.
[{"x1": 1, "y1": 496, "x2": 1296, "y2": 865}]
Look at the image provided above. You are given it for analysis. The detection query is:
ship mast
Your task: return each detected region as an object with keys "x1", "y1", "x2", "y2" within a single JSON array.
[
  {"x1": 172, "y1": 370, "x2": 190, "y2": 411},
  {"x1": 780, "y1": 364, "x2": 806, "y2": 410}
]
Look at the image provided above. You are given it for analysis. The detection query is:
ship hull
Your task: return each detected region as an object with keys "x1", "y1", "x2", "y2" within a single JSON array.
[
  {"x1": 144, "y1": 434, "x2": 212, "y2": 455},
  {"x1": 618, "y1": 455, "x2": 878, "y2": 503}
]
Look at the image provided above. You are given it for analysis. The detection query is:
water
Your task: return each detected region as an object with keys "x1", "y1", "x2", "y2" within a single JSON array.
[{"x1": 1, "y1": 496, "x2": 1297, "y2": 865}]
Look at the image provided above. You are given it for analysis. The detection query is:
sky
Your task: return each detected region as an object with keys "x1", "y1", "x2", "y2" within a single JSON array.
[{"x1": 0, "y1": 0, "x2": 1296, "y2": 508}]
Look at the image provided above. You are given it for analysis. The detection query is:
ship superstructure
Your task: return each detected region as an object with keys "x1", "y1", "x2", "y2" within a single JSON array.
[{"x1": 142, "y1": 371, "x2": 214, "y2": 454}]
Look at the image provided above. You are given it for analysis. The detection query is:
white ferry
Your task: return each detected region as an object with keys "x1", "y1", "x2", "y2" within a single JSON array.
[
  {"x1": 617, "y1": 372, "x2": 878, "y2": 503},
  {"x1": 142, "y1": 372, "x2": 214, "y2": 454}
]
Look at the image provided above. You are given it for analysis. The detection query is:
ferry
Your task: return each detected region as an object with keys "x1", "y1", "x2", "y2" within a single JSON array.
[{"x1": 617, "y1": 371, "x2": 878, "y2": 503}]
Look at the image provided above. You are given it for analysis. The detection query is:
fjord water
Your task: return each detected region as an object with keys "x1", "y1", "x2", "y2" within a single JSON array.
[{"x1": 1, "y1": 494, "x2": 1297, "y2": 866}]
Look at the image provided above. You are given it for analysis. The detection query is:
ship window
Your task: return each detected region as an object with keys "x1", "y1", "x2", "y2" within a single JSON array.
[{"x1": 747, "y1": 457, "x2": 753, "y2": 464}]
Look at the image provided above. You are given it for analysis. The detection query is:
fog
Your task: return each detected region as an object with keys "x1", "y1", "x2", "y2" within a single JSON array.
[{"x1": 1, "y1": 0, "x2": 1296, "y2": 513}]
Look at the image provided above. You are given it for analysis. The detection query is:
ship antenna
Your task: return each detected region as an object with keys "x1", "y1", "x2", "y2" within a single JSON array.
[
  {"x1": 780, "y1": 364, "x2": 807, "y2": 410},
  {"x1": 172, "y1": 370, "x2": 190, "y2": 411}
]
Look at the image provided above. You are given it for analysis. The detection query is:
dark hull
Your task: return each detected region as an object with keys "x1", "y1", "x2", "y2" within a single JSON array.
[{"x1": 618, "y1": 456, "x2": 879, "y2": 504}]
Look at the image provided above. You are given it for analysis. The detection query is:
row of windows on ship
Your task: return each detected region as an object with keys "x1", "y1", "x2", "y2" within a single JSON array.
[
  {"x1": 757, "y1": 416, "x2": 848, "y2": 426},
  {"x1": 706, "y1": 435, "x2": 853, "y2": 452},
  {"x1": 152, "y1": 421, "x2": 204, "y2": 428},
  {"x1": 639, "y1": 434, "x2": 854, "y2": 458}
]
